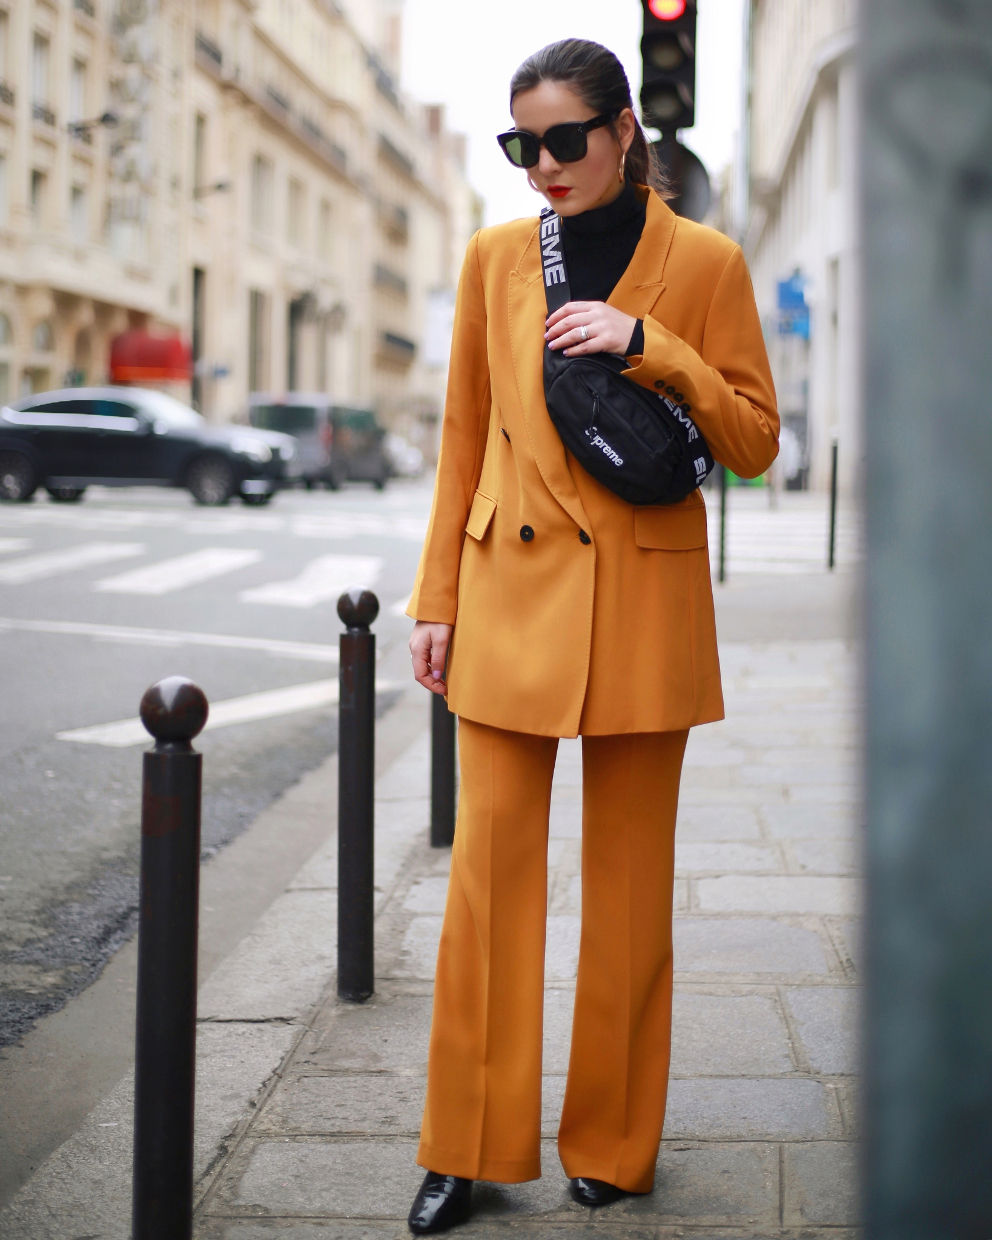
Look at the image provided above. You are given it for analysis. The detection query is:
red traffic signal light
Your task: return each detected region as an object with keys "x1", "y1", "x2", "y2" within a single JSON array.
[
  {"x1": 641, "y1": 0, "x2": 696, "y2": 133},
  {"x1": 648, "y1": 0, "x2": 686, "y2": 17}
]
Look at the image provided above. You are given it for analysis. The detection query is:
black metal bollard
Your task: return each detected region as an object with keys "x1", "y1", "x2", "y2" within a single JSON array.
[
  {"x1": 828, "y1": 436, "x2": 839, "y2": 571},
  {"x1": 718, "y1": 463, "x2": 728, "y2": 584},
  {"x1": 337, "y1": 588, "x2": 378, "y2": 1002},
  {"x1": 431, "y1": 692, "x2": 456, "y2": 848},
  {"x1": 132, "y1": 676, "x2": 209, "y2": 1240}
]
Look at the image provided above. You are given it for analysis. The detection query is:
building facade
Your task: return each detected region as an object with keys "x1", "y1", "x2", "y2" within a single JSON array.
[
  {"x1": 0, "y1": 0, "x2": 480, "y2": 455},
  {"x1": 744, "y1": 0, "x2": 859, "y2": 492}
]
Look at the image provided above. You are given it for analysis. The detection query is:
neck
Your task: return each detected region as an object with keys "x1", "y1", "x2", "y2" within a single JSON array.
[{"x1": 585, "y1": 177, "x2": 625, "y2": 213}]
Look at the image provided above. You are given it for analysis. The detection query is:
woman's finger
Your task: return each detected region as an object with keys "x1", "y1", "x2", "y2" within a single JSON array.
[
  {"x1": 429, "y1": 629, "x2": 450, "y2": 680},
  {"x1": 545, "y1": 301, "x2": 595, "y2": 328},
  {"x1": 546, "y1": 314, "x2": 595, "y2": 343}
]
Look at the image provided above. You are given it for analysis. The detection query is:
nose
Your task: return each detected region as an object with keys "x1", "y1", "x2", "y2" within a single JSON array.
[{"x1": 537, "y1": 147, "x2": 561, "y2": 179}]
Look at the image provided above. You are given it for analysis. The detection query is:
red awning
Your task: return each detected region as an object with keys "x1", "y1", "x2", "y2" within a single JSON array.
[{"x1": 110, "y1": 331, "x2": 192, "y2": 383}]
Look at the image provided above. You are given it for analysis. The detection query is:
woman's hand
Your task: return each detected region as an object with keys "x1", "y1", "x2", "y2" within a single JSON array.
[
  {"x1": 409, "y1": 620, "x2": 453, "y2": 695},
  {"x1": 545, "y1": 301, "x2": 637, "y2": 358}
]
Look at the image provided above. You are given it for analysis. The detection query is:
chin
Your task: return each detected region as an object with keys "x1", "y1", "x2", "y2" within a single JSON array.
[{"x1": 546, "y1": 193, "x2": 590, "y2": 216}]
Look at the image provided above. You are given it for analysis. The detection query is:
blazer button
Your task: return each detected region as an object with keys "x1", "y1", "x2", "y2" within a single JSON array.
[
  {"x1": 519, "y1": 525, "x2": 534, "y2": 542},
  {"x1": 654, "y1": 379, "x2": 666, "y2": 390},
  {"x1": 578, "y1": 529, "x2": 591, "y2": 545}
]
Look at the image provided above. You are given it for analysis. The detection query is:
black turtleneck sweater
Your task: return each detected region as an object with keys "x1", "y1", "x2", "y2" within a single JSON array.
[{"x1": 560, "y1": 178, "x2": 646, "y2": 357}]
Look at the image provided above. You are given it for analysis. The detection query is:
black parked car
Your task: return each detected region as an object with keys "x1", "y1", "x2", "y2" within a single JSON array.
[{"x1": 0, "y1": 387, "x2": 300, "y2": 505}]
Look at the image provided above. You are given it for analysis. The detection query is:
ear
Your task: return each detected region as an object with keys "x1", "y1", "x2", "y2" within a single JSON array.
[{"x1": 617, "y1": 106, "x2": 637, "y2": 154}]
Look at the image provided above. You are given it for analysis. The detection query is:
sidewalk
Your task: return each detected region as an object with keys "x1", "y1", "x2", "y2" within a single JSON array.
[{"x1": 1, "y1": 587, "x2": 861, "y2": 1238}]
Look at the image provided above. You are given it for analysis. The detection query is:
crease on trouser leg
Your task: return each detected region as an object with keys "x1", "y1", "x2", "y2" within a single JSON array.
[
  {"x1": 558, "y1": 729, "x2": 688, "y2": 1193},
  {"x1": 417, "y1": 718, "x2": 557, "y2": 1183}
]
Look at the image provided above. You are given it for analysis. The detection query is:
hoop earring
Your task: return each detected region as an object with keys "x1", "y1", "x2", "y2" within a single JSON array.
[
  {"x1": 619, "y1": 151, "x2": 627, "y2": 182},
  {"x1": 527, "y1": 174, "x2": 540, "y2": 193}
]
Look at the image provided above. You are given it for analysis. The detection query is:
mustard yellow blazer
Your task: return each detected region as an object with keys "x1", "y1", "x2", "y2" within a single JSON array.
[{"x1": 408, "y1": 187, "x2": 779, "y2": 737}]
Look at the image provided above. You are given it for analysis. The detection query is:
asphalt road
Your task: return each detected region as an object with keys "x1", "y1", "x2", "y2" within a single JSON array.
[{"x1": 0, "y1": 477, "x2": 431, "y2": 1047}]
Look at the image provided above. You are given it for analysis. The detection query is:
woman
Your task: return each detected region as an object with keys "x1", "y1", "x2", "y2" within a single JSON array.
[{"x1": 405, "y1": 38, "x2": 778, "y2": 1235}]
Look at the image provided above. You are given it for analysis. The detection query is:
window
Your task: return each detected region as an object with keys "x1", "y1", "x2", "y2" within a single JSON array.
[
  {"x1": 250, "y1": 154, "x2": 273, "y2": 234},
  {"x1": 248, "y1": 289, "x2": 268, "y2": 390},
  {"x1": 287, "y1": 177, "x2": 305, "y2": 247},
  {"x1": 0, "y1": 12, "x2": 9, "y2": 82},
  {"x1": 0, "y1": 312, "x2": 11, "y2": 402},
  {"x1": 70, "y1": 59, "x2": 86, "y2": 123},
  {"x1": 318, "y1": 198, "x2": 331, "y2": 261},
  {"x1": 32, "y1": 34, "x2": 49, "y2": 105},
  {"x1": 0, "y1": 153, "x2": 7, "y2": 225},
  {"x1": 193, "y1": 113, "x2": 206, "y2": 195},
  {"x1": 33, "y1": 321, "x2": 53, "y2": 352},
  {"x1": 70, "y1": 185, "x2": 86, "y2": 243},
  {"x1": 30, "y1": 170, "x2": 47, "y2": 226}
]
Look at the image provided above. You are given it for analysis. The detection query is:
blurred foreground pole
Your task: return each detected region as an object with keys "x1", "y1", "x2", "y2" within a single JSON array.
[
  {"x1": 431, "y1": 693, "x2": 456, "y2": 848},
  {"x1": 863, "y1": 4, "x2": 992, "y2": 1237},
  {"x1": 132, "y1": 677, "x2": 208, "y2": 1240},
  {"x1": 337, "y1": 588, "x2": 378, "y2": 1002},
  {"x1": 827, "y1": 435, "x2": 839, "y2": 570}
]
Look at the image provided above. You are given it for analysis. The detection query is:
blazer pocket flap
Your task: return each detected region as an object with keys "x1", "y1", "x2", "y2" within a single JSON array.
[
  {"x1": 635, "y1": 501, "x2": 708, "y2": 550},
  {"x1": 465, "y1": 490, "x2": 497, "y2": 541}
]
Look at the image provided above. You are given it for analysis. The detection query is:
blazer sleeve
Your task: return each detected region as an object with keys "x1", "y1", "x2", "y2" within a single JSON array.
[
  {"x1": 623, "y1": 244, "x2": 779, "y2": 479},
  {"x1": 406, "y1": 230, "x2": 492, "y2": 624}
]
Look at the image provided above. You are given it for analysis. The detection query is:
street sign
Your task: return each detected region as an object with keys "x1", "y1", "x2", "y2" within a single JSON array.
[
  {"x1": 777, "y1": 272, "x2": 810, "y2": 338},
  {"x1": 651, "y1": 138, "x2": 711, "y2": 222}
]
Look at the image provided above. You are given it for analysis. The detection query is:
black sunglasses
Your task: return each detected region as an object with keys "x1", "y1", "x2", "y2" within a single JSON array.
[{"x1": 496, "y1": 111, "x2": 619, "y2": 168}]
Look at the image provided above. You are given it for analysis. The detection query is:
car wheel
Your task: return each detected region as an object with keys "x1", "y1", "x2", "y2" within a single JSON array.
[
  {"x1": 241, "y1": 492, "x2": 273, "y2": 507},
  {"x1": 46, "y1": 485, "x2": 87, "y2": 503},
  {"x1": 0, "y1": 452, "x2": 37, "y2": 503},
  {"x1": 187, "y1": 456, "x2": 235, "y2": 505}
]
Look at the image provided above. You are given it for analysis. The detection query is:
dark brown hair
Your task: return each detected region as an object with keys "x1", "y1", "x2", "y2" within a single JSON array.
[{"x1": 509, "y1": 38, "x2": 670, "y2": 197}]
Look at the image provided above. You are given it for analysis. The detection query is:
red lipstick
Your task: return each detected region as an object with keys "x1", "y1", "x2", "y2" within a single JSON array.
[{"x1": 547, "y1": 185, "x2": 571, "y2": 199}]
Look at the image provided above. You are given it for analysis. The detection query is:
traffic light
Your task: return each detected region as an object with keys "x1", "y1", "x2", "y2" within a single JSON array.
[{"x1": 640, "y1": 0, "x2": 697, "y2": 134}]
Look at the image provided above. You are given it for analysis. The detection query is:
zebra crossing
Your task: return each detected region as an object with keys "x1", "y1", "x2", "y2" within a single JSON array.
[
  {"x1": 0, "y1": 538, "x2": 386, "y2": 607},
  {"x1": 0, "y1": 496, "x2": 862, "y2": 598}
]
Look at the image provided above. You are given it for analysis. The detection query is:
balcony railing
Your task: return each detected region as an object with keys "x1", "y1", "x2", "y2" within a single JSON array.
[
  {"x1": 74, "y1": 0, "x2": 96, "y2": 17},
  {"x1": 374, "y1": 264, "x2": 408, "y2": 298},
  {"x1": 0, "y1": 82, "x2": 13, "y2": 108},
  {"x1": 266, "y1": 84, "x2": 290, "y2": 112},
  {"x1": 33, "y1": 101, "x2": 56, "y2": 127},
  {"x1": 195, "y1": 30, "x2": 223, "y2": 69},
  {"x1": 378, "y1": 133, "x2": 414, "y2": 179},
  {"x1": 378, "y1": 202, "x2": 409, "y2": 243},
  {"x1": 380, "y1": 331, "x2": 416, "y2": 362}
]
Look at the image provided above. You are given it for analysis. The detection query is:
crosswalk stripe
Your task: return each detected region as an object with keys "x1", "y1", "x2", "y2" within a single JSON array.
[
  {"x1": 0, "y1": 538, "x2": 31, "y2": 556},
  {"x1": 240, "y1": 554, "x2": 382, "y2": 608},
  {"x1": 0, "y1": 542, "x2": 145, "y2": 585},
  {"x1": 0, "y1": 616, "x2": 339, "y2": 663},
  {"x1": 56, "y1": 676, "x2": 397, "y2": 746},
  {"x1": 95, "y1": 548, "x2": 262, "y2": 595}
]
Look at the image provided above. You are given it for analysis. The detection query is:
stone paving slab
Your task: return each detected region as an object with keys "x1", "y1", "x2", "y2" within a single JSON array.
[
  {"x1": 671, "y1": 993, "x2": 794, "y2": 1075},
  {"x1": 663, "y1": 1079, "x2": 833, "y2": 1140},
  {"x1": 673, "y1": 918, "x2": 832, "y2": 975},
  {"x1": 783, "y1": 987, "x2": 859, "y2": 1075}
]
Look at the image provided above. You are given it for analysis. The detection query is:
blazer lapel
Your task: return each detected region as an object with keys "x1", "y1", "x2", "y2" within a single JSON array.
[
  {"x1": 607, "y1": 189, "x2": 678, "y2": 321},
  {"x1": 508, "y1": 225, "x2": 589, "y2": 530}
]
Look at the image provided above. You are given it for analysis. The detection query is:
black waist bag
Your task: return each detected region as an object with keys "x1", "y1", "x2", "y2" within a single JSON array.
[{"x1": 540, "y1": 205, "x2": 714, "y2": 506}]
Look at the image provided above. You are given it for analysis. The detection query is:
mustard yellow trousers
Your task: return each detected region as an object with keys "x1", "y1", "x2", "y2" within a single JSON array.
[{"x1": 417, "y1": 717, "x2": 689, "y2": 1193}]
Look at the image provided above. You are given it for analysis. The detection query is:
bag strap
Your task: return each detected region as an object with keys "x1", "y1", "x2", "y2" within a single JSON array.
[{"x1": 539, "y1": 206, "x2": 571, "y2": 316}]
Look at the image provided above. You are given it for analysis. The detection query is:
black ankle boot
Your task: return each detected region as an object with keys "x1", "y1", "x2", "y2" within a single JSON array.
[
  {"x1": 408, "y1": 1171, "x2": 473, "y2": 1234},
  {"x1": 569, "y1": 1176, "x2": 627, "y2": 1207}
]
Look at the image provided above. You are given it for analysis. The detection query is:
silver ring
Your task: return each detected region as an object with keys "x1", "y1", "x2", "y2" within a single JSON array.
[{"x1": 579, "y1": 325, "x2": 589, "y2": 342}]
